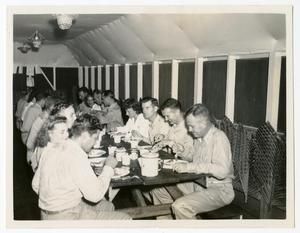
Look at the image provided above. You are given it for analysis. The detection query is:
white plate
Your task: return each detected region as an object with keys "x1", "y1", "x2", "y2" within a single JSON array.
[
  {"x1": 112, "y1": 167, "x2": 130, "y2": 179},
  {"x1": 89, "y1": 149, "x2": 106, "y2": 157},
  {"x1": 88, "y1": 157, "x2": 106, "y2": 164}
]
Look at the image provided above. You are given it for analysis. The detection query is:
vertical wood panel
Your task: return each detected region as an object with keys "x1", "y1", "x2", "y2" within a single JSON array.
[
  {"x1": 277, "y1": 57, "x2": 286, "y2": 133},
  {"x1": 137, "y1": 63, "x2": 143, "y2": 100},
  {"x1": 97, "y1": 66, "x2": 102, "y2": 90},
  {"x1": 114, "y1": 65, "x2": 119, "y2": 99},
  {"x1": 78, "y1": 67, "x2": 83, "y2": 87},
  {"x1": 91, "y1": 67, "x2": 95, "y2": 90},
  {"x1": 178, "y1": 62, "x2": 195, "y2": 111},
  {"x1": 171, "y1": 60, "x2": 179, "y2": 99},
  {"x1": 225, "y1": 56, "x2": 237, "y2": 121},
  {"x1": 84, "y1": 66, "x2": 89, "y2": 88},
  {"x1": 202, "y1": 60, "x2": 227, "y2": 119},
  {"x1": 152, "y1": 61, "x2": 159, "y2": 99},
  {"x1": 105, "y1": 65, "x2": 110, "y2": 90}
]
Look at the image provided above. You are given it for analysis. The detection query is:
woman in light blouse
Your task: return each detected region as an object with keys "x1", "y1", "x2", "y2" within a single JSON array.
[{"x1": 116, "y1": 98, "x2": 150, "y2": 141}]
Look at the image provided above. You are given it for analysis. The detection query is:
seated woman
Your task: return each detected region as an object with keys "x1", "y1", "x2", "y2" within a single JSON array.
[
  {"x1": 31, "y1": 102, "x2": 77, "y2": 171},
  {"x1": 26, "y1": 96, "x2": 58, "y2": 168},
  {"x1": 116, "y1": 98, "x2": 150, "y2": 141}
]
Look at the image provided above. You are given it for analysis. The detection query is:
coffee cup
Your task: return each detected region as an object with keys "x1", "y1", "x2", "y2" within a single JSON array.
[
  {"x1": 114, "y1": 135, "x2": 121, "y2": 144},
  {"x1": 139, "y1": 152, "x2": 162, "y2": 177},
  {"x1": 122, "y1": 154, "x2": 131, "y2": 166}
]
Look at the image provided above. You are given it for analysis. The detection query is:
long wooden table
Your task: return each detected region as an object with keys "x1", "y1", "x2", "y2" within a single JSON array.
[
  {"x1": 98, "y1": 134, "x2": 207, "y2": 189},
  {"x1": 93, "y1": 134, "x2": 207, "y2": 219}
]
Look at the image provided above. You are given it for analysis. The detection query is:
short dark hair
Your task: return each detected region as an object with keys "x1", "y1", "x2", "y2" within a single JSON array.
[
  {"x1": 50, "y1": 101, "x2": 73, "y2": 117},
  {"x1": 71, "y1": 114, "x2": 102, "y2": 137},
  {"x1": 124, "y1": 98, "x2": 141, "y2": 114},
  {"x1": 185, "y1": 104, "x2": 215, "y2": 123},
  {"x1": 35, "y1": 116, "x2": 67, "y2": 147},
  {"x1": 44, "y1": 96, "x2": 58, "y2": 111},
  {"x1": 36, "y1": 92, "x2": 47, "y2": 102},
  {"x1": 93, "y1": 89, "x2": 102, "y2": 95},
  {"x1": 78, "y1": 87, "x2": 89, "y2": 94},
  {"x1": 140, "y1": 97, "x2": 159, "y2": 107},
  {"x1": 160, "y1": 98, "x2": 182, "y2": 111},
  {"x1": 27, "y1": 89, "x2": 38, "y2": 102},
  {"x1": 102, "y1": 90, "x2": 114, "y2": 98}
]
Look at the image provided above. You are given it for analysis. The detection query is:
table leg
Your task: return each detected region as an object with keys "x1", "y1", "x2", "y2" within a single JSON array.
[
  {"x1": 108, "y1": 186, "x2": 120, "y2": 202},
  {"x1": 131, "y1": 188, "x2": 147, "y2": 207}
]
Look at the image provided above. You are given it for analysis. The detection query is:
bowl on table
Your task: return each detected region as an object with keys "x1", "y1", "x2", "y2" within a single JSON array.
[
  {"x1": 89, "y1": 149, "x2": 106, "y2": 158},
  {"x1": 89, "y1": 157, "x2": 106, "y2": 175},
  {"x1": 112, "y1": 166, "x2": 130, "y2": 179}
]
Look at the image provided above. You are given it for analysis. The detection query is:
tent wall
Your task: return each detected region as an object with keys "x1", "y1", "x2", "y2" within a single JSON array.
[{"x1": 73, "y1": 53, "x2": 285, "y2": 130}]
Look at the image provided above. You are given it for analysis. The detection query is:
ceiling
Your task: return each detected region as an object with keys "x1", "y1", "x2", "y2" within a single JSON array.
[
  {"x1": 13, "y1": 13, "x2": 286, "y2": 66},
  {"x1": 13, "y1": 14, "x2": 124, "y2": 42}
]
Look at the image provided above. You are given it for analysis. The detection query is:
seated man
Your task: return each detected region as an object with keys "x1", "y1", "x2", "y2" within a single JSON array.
[
  {"x1": 32, "y1": 114, "x2": 131, "y2": 220},
  {"x1": 96, "y1": 90, "x2": 124, "y2": 132},
  {"x1": 21, "y1": 92, "x2": 47, "y2": 145},
  {"x1": 140, "y1": 97, "x2": 170, "y2": 145},
  {"x1": 148, "y1": 99, "x2": 194, "y2": 213},
  {"x1": 92, "y1": 89, "x2": 103, "y2": 111},
  {"x1": 152, "y1": 98, "x2": 193, "y2": 160},
  {"x1": 77, "y1": 87, "x2": 90, "y2": 113},
  {"x1": 171, "y1": 104, "x2": 235, "y2": 219}
]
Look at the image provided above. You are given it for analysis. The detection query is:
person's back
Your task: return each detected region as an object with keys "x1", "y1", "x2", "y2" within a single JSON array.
[
  {"x1": 32, "y1": 114, "x2": 131, "y2": 220},
  {"x1": 21, "y1": 92, "x2": 46, "y2": 144},
  {"x1": 34, "y1": 140, "x2": 94, "y2": 211}
]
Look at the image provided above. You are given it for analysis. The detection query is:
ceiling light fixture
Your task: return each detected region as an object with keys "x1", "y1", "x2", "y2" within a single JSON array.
[
  {"x1": 28, "y1": 30, "x2": 45, "y2": 49},
  {"x1": 54, "y1": 14, "x2": 78, "y2": 30},
  {"x1": 17, "y1": 42, "x2": 31, "y2": 53}
]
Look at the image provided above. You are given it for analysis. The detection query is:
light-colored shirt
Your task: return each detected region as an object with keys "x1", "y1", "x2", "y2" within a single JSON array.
[
  {"x1": 92, "y1": 103, "x2": 102, "y2": 111},
  {"x1": 78, "y1": 102, "x2": 92, "y2": 114},
  {"x1": 118, "y1": 113, "x2": 150, "y2": 139},
  {"x1": 186, "y1": 125, "x2": 234, "y2": 184},
  {"x1": 21, "y1": 103, "x2": 42, "y2": 144},
  {"x1": 26, "y1": 114, "x2": 47, "y2": 167},
  {"x1": 26, "y1": 115, "x2": 46, "y2": 150},
  {"x1": 32, "y1": 139, "x2": 114, "y2": 212},
  {"x1": 167, "y1": 120, "x2": 194, "y2": 162},
  {"x1": 148, "y1": 114, "x2": 170, "y2": 145},
  {"x1": 97, "y1": 102, "x2": 124, "y2": 132},
  {"x1": 15, "y1": 97, "x2": 27, "y2": 119},
  {"x1": 21, "y1": 101, "x2": 34, "y2": 121}
]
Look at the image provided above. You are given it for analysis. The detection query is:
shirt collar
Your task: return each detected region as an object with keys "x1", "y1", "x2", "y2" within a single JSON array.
[
  {"x1": 69, "y1": 139, "x2": 88, "y2": 158},
  {"x1": 172, "y1": 119, "x2": 185, "y2": 129},
  {"x1": 108, "y1": 102, "x2": 118, "y2": 109},
  {"x1": 150, "y1": 114, "x2": 161, "y2": 126},
  {"x1": 202, "y1": 125, "x2": 216, "y2": 144}
]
